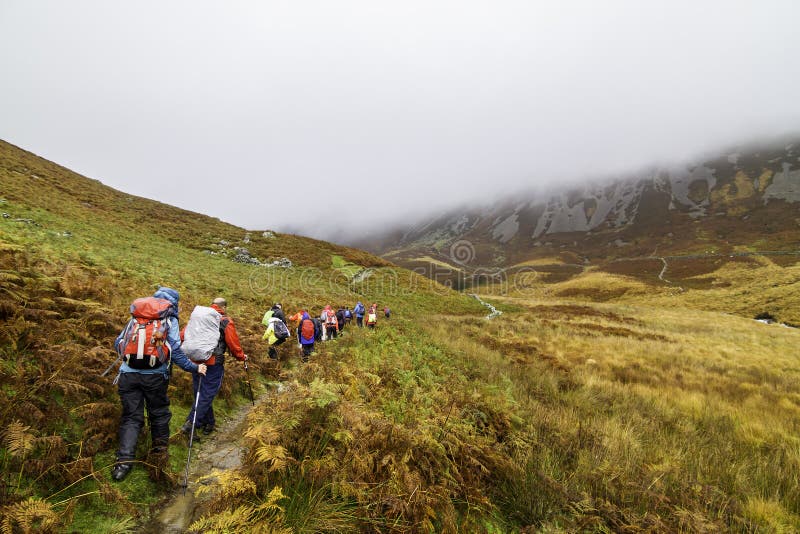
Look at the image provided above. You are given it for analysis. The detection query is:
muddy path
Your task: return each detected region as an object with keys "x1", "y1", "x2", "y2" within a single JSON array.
[{"x1": 137, "y1": 389, "x2": 273, "y2": 533}]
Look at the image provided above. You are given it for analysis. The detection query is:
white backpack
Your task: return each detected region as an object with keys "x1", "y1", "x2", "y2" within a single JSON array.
[{"x1": 181, "y1": 306, "x2": 222, "y2": 362}]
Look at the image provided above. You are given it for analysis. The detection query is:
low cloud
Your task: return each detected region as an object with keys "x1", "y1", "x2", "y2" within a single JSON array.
[{"x1": 1, "y1": 1, "x2": 798, "y2": 243}]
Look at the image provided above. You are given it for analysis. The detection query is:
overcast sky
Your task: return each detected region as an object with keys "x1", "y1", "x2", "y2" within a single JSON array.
[{"x1": 1, "y1": 1, "x2": 799, "y2": 242}]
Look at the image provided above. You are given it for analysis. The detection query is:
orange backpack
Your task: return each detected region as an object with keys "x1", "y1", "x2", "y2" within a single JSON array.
[
  {"x1": 301, "y1": 319, "x2": 316, "y2": 341},
  {"x1": 325, "y1": 310, "x2": 338, "y2": 327},
  {"x1": 117, "y1": 297, "x2": 174, "y2": 369}
]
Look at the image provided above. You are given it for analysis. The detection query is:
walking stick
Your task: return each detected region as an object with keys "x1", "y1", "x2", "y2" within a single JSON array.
[
  {"x1": 243, "y1": 359, "x2": 255, "y2": 406},
  {"x1": 183, "y1": 374, "x2": 203, "y2": 496},
  {"x1": 100, "y1": 354, "x2": 122, "y2": 378}
]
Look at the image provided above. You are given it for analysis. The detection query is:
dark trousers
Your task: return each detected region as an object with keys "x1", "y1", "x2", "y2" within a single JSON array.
[
  {"x1": 187, "y1": 363, "x2": 224, "y2": 429},
  {"x1": 116, "y1": 372, "x2": 171, "y2": 462},
  {"x1": 356, "y1": 316, "x2": 363, "y2": 327},
  {"x1": 269, "y1": 337, "x2": 286, "y2": 359},
  {"x1": 301, "y1": 343, "x2": 314, "y2": 361},
  {"x1": 326, "y1": 325, "x2": 338, "y2": 340}
]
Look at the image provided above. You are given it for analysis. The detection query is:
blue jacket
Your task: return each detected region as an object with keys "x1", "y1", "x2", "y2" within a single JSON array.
[
  {"x1": 354, "y1": 301, "x2": 365, "y2": 318},
  {"x1": 115, "y1": 287, "x2": 199, "y2": 375},
  {"x1": 297, "y1": 312, "x2": 319, "y2": 345}
]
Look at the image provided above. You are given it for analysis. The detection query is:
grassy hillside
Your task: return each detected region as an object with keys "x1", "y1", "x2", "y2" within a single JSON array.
[
  {"x1": 0, "y1": 140, "x2": 479, "y2": 531},
  {"x1": 2, "y1": 140, "x2": 800, "y2": 532}
]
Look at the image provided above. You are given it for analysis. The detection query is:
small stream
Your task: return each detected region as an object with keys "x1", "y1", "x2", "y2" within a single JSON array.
[{"x1": 469, "y1": 294, "x2": 502, "y2": 320}]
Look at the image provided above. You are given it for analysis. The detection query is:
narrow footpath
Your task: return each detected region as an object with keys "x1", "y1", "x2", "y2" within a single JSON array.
[{"x1": 138, "y1": 389, "x2": 274, "y2": 533}]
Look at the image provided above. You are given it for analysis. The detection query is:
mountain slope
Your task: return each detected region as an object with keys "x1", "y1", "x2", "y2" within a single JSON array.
[
  {"x1": 0, "y1": 139, "x2": 481, "y2": 531},
  {"x1": 356, "y1": 134, "x2": 800, "y2": 272}
]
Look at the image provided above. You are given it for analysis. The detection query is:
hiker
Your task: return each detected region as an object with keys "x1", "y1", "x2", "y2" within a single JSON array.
[
  {"x1": 181, "y1": 297, "x2": 247, "y2": 438},
  {"x1": 287, "y1": 309, "x2": 304, "y2": 327},
  {"x1": 269, "y1": 302, "x2": 286, "y2": 323},
  {"x1": 343, "y1": 307, "x2": 352, "y2": 326},
  {"x1": 322, "y1": 305, "x2": 338, "y2": 340},
  {"x1": 366, "y1": 304, "x2": 378, "y2": 330},
  {"x1": 336, "y1": 307, "x2": 347, "y2": 334},
  {"x1": 262, "y1": 305, "x2": 290, "y2": 359},
  {"x1": 297, "y1": 311, "x2": 320, "y2": 362},
  {"x1": 312, "y1": 314, "x2": 324, "y2": 342},
  {"x1": 384, "y1": 306, "x2": 391, "y2": 319},
  {"x1": 353, "y1": 301, "x2": 366, "y2": 328},
  {"x1": 111, "y1": 287, "x2": 207, "y2": 482}
]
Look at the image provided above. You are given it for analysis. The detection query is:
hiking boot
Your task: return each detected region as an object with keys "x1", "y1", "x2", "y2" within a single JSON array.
[
  {"x1": 181, "y1": 421, "x2": 201, "y2": 442},
  {"x1": 202, "y1": 424, "x2": 216, "y2": 436},
  {"x1": 111, "y1": 462, "x2": 132, "y2": 482}
]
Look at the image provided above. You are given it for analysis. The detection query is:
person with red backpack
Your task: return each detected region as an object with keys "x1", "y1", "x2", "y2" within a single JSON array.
[
  {"x1": 297, "y1": 311, "x2": 320, "y2": 362},
  {"x1": 180, "y1": 297, "x2": 247, "y2": 439},
  {"x1": 321, "y1": 305, "x2": 338, "y2": 340},
  {"x1": 111, "y1": 287, "x2": 207, "y2": 482}
]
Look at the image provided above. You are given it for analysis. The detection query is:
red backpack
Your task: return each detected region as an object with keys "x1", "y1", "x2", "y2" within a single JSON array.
[
  {"x1": 301, "y1": 319, "x2": 315, "y2": 341},
  {"x1": 117, "y1": 297, "x2": 174, "y2": 369}
]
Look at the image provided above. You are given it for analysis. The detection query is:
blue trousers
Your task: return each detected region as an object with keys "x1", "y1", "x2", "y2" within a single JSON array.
[{"x1": 187, "y1": 363, "x2": 224, "y2": 429}]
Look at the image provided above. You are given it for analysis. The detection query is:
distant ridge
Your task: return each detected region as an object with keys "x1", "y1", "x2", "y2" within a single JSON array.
[{"x1": 353, "y1": 134, "x2": 800, "y2": 271}]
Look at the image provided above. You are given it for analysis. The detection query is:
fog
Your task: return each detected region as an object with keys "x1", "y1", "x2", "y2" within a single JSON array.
[{"x1": 1, "y1": 1, "x2": 798, "y2": 243}]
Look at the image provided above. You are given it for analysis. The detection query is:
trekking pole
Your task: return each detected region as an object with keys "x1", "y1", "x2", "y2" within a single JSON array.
[
  {"x1": 243, "y1": 359, "x2": 255, "y2": 406},
  {"x1": 100, "y1": 355, "x2": 122, "y2": 378},
  {"x1": 183, "y1": 374, "x2": 202, "y2": 496}
]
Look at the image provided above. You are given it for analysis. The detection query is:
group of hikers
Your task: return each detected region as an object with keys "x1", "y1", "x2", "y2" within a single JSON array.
[
  {"x1": 272, "y1": 300, "x2": 389, "y2": 361},
  {"x1": 109, "y1": 286, "x2": 390, "y2": 483}
]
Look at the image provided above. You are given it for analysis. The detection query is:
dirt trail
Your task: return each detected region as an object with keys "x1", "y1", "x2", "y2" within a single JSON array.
[{"x1": 138, "y1": 390, "x2": 272, "y2": 533}]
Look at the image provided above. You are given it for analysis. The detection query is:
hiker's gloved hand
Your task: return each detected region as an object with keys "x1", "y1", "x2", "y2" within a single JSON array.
[
  {"x1": 198, "y1": 364, "x2": 207, "y2": 376},
  {"x1": 242, "y1": 354, "x2": 248, "y2": 362}
]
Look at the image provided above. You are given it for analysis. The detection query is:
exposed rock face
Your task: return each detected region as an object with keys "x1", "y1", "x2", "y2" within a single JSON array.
[{"x1": 354, "y1": 135, "x2": 800, "y2": 263}]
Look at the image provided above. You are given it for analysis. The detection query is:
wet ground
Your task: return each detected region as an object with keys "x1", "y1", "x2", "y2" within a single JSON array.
[{"x1": 138, "y1": 391, "x2": 271, "y2": 533}]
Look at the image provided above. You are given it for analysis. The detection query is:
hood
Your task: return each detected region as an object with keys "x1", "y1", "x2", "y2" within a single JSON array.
[
  {"x1": 153, "y1": 286, "x2": 180, "y2": 314},
  {"x1": 301, "y1": 312, "x2": 310, "y2": 321},
  {"x1": 211, "y1": 303, "x2": 227, "y2": 315}
]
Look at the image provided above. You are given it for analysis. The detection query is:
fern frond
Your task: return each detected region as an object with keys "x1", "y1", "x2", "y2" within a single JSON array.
[
  {"x1": 194, "y1": 470, "x2": 257, "y2": 500},
  {"x1": 254, "y1": 486, "x2": 287, "y2": 514},
  {"x1": 3, "y1": 421, "x2": 36, "y2": 457},
  {"x1": 0, "y1": 271, "x2": 24, "y2": 285},
  {"x1": 1, "y1": 497, "x2": 60, "y2": 534},
  {"x1": 244, "y1": 422, "x2": 281, "y2": 444},
  {"x1": 305, "y1": 378, "x2": 342, "y2": 409},
  {"x1": 0, "y1": 285, "x2": 27, "y2": 302},
  {"x1": 188, "y1": 504, "x2": 255, "y2": 533},
  {"x1": 51, "y1": 378, "x2": 91, "y2": 397},
  {"x1": 254, "y1": 444, "x2": 290, "y2": 471}
]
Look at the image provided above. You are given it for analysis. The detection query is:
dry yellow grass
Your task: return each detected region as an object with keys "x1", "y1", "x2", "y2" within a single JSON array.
[{"x1": 450, "y1": 292, "x2": 800, "y2": 529}]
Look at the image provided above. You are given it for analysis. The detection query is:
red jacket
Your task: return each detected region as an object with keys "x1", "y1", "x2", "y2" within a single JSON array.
[
  {"x1": 180, "y1": 304, "x2": 245, "y2": 365},
  {"x1": 211, "y1": 303, "x2": 246, "y2": 364}
]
